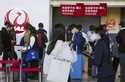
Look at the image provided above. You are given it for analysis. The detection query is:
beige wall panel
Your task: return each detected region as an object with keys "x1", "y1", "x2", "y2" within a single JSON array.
[{"x1": 101, "y1": 8, "x2": 121, "y2": 33}]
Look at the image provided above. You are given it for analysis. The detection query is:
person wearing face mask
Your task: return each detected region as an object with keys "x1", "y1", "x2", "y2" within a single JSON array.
[
  {"x1": 70, "y1": 24, "x2": 86, "y2": 80},
  {"x1": 87, "y1": 25, "x2": 97, "y2": 43},
  {"x1": 87, "y1": 25, "x2": 98, "y2": 78},
  {"x1": 94, "y1": 25, "x2": 114, "y2": 82},
  {"x1": 71, "y1": 24, "x2": 86, "y2": 54}
]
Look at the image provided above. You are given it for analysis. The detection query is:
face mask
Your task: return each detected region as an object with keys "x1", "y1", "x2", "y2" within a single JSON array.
[
  {"x1": 95, "y1": 33, "x2": 101, "y2": 40},
  {"x1": 71, "y1": 29, "x2": 75, "y2": 34},
  {"x1": 89, "y1": 33, "x2": 101, "y2": 42},
  {"x1": 71, "y1": 28, "x2": 78, "y2": 34}
]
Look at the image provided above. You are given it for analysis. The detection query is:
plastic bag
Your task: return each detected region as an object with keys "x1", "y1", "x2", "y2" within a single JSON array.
[
  {"x1": 23, "y1": 49, "x2": 39, "y2": 62},
  {"x1": 47, "y1": 58, "x2": 71, "y2": 82}
]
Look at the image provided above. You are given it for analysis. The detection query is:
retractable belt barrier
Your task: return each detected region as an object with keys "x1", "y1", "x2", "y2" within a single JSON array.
[
  {"x1": 0, "y1": 60, "x2": 21, "y2": 72},
  {"x1": 0, "y1": 60, "x2": 21, "y2": 64},
  {"x1": 11, "y1": 67, "x2": 41, "y2": 72},
  {"x1": 0, "y1": 59, "x2": 41, "y2": 72},
  {"x1": 0, "y1": 59, "x2": 42, "y2": 82}
]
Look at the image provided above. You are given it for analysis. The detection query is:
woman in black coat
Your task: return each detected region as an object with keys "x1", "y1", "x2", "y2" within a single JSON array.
[
  {"x1": 1, "y1": 27, "x2": 13, "y2": 60},
  {"x1": 1, "y1": 26, "x2": 17, "y2": 65},
  {"x1": 94, "y1": 25, "x2": 114, "y2": 82}
]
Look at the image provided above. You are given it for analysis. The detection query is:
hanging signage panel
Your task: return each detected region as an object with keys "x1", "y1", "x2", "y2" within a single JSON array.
[{"x1": 59, "y1": 3, "x2": 107, "y2": 16}]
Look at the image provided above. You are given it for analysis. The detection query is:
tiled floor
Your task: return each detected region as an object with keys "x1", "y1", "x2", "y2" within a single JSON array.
[
  {"x1": 16, "y1": 78, "x2": 120, "y2": 82},
  {"x1": 9, "y1": 60, "x2": 122, "y2": 82}
]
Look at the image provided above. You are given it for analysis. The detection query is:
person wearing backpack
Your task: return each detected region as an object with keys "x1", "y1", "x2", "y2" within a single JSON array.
[
  {"x1": 70, "y1": 24, "x2": 86, "y2": 80},
  {"x1": 36, "y1": 22, "x2": 48, "y2": 60},
  {"x1": 116, "y1": 21, "x2": 125, "y2": 82}
]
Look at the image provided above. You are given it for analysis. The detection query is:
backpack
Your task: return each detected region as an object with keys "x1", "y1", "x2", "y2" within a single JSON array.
[{"x1": 36, "y1": 30, "x2": 46, "y2": 49}]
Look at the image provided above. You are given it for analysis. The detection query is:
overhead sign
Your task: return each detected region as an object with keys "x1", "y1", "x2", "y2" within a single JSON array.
[{"x1": 59, "y1": 3, "x2": 107, "y2": 16}]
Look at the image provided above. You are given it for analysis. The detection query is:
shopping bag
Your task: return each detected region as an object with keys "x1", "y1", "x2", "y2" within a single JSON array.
[
  {"x1": 47, "y1": 58, "x2": 71, "y2": 82},
  {"x1": 43, "y1": 53, "x2": 52, "y2": 75},
  {"x1": 23, "y1": 49, "x2": 40, "y2": 62},
  {"x1": 72, "y1": 50, "x2": 77, "y2": 63},
  {"x1": 61, "y1": 42, "x2": 77, "y2": 63},
  {"x1": 71, "y1": 55, "x2": 83, "y2": 79}
]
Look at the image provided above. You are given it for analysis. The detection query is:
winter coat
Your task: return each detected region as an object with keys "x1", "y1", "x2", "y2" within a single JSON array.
[{"x1": 94, "y1": 35, "x2": 114, "y2": 78}]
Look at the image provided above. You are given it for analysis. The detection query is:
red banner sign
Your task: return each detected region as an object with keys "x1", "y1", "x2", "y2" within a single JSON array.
[{"x1": 59, "y1": 3, "x2": 107, "y2": 16}]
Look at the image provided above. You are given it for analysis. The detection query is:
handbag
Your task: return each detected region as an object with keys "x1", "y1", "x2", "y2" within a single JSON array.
[
  {"x1": 46, "y1": 41, "x2": 73, "y2": 82},
  {"x1": 23, "y1": 49, "x2": 40, "y2": 62},
  {"x1": 47, "y1": 58, "x2": 71, "y2": 82},
  {"x1": 43, "y1": 53, "x2": 52, "y2": 75}
]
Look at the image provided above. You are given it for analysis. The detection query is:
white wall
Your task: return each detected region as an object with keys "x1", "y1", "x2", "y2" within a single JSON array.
[{"x1": 0, "y1": 0, "x2": 50, "y2": 44}]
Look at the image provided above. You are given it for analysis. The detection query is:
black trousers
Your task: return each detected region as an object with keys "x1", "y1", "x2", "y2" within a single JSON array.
[
  {"x1": 97, "y1": 76, "x2": 114, "y2": 82},
  {"x1": 120, "y1": 63, "x2": 125, "y2": 82},
  {"x1": 3, "y1": 50, "x2": 17, "y2": 67},
  {"x1": 3, "y1": 50, "x2": 17, "y2": 60},
  {"x1": 68, "y1": 75, "x2": 71, "y2": 82},
  {"x1": 112, "y1": 57, "x2": 119, "y2": 75},
  {"x1": 37, "y1": 48, "x2": 44, "y2": 60}
]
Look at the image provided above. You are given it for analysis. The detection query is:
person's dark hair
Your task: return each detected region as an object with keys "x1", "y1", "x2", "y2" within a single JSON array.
[
  {"x1": 1, "y1": 27, "x2": 8, "y2": 35},
  {"x1": 95, "y1": 25, "x2": 107, "y2": 38},
  {"x1": 1, "y1": 27, "x2": 11, "y2": 44},
  {"x1": 101, "y1": 24, "x2": 107, "y2": 31},
  {"x1": 67, "y1": 25, "x2": 72, "y2": 31},
  {"x1": 54, "y1": 23, "x2": 65, "y2": 30},
  {"x1": 47, "y1": 24, "x2": 65, "y2": 54},
  {"x1": 70, "y1": 24, "x2": 82, "y2": 31},
  {"x1": 4, "y1": 21, "x2": 13, "y2": 27},
  {"x1": 77, "y1": 24, "x2": 82, "y2": 31},
  {"x1": 119, "y1": 21, "x2": 125, "y2": 27},
  {"x1": 89, "y1": 25, "x2": 97, "y2": 31},
  {"x1": 4, "y1": 21, "x2": 9, "y2": 26},
  {"x1": 38, "y1": 22, "x2": 43, "y2": 28},
  {"x1": 28, "y1": 24, "x2": 36, "y2": 35},
  {"x1": 69, "y1": 24, "x2": 77, "y2": 31},
  {"x1": 53, "y1": 23, "x2": 65, "y2": 40},
  {"x1": 66, "y1": 24, "x2": 75, "y2": 41}
]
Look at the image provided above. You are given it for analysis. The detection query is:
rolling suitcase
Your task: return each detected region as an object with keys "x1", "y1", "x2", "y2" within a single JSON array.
[{"x1": 71, "y1": 55, "x2": 83, "y2": 79}]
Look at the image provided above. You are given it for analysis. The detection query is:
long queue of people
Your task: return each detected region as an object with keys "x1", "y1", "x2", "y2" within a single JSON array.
[
  {"x1": 43, "y1": 23, "x2": 125, "y2": 82},
  {"x1": 0, "y1": 21, "x2": 125, "y2": 82}
]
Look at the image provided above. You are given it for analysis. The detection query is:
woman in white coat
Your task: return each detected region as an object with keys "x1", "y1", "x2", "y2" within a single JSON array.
[{"x1": 46, "y1": 24, "x2": 75, "y2": 82}]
